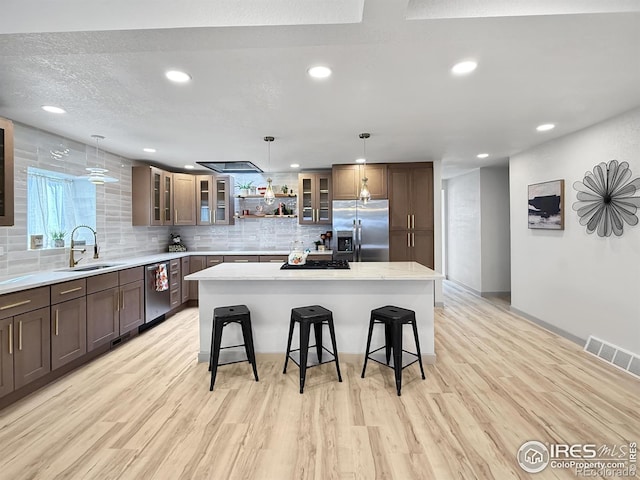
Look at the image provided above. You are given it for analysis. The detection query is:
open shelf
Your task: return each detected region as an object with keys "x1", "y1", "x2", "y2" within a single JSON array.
[{"x1": 236, "y1": 193, "x2": 296, "y2": 199}]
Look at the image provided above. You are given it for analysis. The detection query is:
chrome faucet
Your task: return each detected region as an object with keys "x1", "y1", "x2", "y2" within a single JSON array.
[{"x1": 69, "y1": 225, "x2": 99, "y2": 267}]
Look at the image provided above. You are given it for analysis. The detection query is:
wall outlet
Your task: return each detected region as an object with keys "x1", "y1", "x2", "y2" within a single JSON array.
[
  {"x1": 194, "y1": 235, "x2": 201, "y2": 241},
  {"x1": 151, "y1": 236, "x2": 158, "y2": 243}
]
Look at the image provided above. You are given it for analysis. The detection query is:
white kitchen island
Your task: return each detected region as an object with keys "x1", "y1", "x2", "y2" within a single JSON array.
[{"x1": 185, "y1": 261, "x2": 443, "y2": 364}]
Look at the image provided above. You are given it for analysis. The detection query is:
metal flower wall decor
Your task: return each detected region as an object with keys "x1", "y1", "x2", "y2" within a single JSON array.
[{"x1": 572, "y1": 160, "x2": 640, "y2": 237}]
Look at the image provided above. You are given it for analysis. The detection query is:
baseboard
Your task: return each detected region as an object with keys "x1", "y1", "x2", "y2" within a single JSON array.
[
  {"x1": 480, "y1": 290, "x2": 510, "y2": 298},
  {"x1": 509, "y1": 306, "x2": 585, "y2": 346},
  {"x1": 446, "y1": 277, "x2": 481, "y2": 296}
]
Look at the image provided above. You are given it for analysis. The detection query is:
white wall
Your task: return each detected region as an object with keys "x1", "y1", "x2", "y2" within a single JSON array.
[
  {"x1": 510, "y1": 107, "x2": 640, "y2": 354},
  {"x1": 480, "y1": 167, "x2": 511, "y2": 292},
  {"x1": 445, "y1": 169, "x2": 482, "y2": 292}
]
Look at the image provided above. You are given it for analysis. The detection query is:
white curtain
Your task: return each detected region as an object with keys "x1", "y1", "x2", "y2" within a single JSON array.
[{"x1": 28, "y1": 171, "x2": 83, "y2": 247}]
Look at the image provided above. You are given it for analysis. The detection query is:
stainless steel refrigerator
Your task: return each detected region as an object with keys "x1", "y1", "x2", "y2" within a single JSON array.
[{"x1": 332, "y1": 200, "x2": 389, "y2": 262}]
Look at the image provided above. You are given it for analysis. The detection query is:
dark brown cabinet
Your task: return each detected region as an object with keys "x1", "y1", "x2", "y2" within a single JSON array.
[
  {"x1": 0, "y1": 117, "x2": 14, "y2": 227},
  {"x1": 0, "y1": 287, "x2": 51, "y2": 398},
  {"x1": 188, "y1": 256, "x2": 206, "y2": 300},
  {"x1": 173, "y1": 173, "x2": 196, "y2": 226},
  {"x1": 51, "y1": 279, "x2": 87, "y2": 370},
  {"x1": 298, "y1": 171, "x2": 332, "y2": 224},
  {"x1": 86, "y1": 273, "x2": 119, "y2": 351},
  {"x1": 332, "y1": 164, "x2": 388, "y2": 200},
  {"x1": 169, "y1": 259, "x2": 181, "y2": 309},
  {"x1": 181, "y1": 256, "x2": 190, "y2": 304},
  {"x1": 118, "y1": 268, "x2": 144, "y2": 335},
  {"x1": 223, "y1": 255, "x2": 259, "y2": 263},
  {"x1": 388, "y1": 163, "x2": 434, "y2": 268}
]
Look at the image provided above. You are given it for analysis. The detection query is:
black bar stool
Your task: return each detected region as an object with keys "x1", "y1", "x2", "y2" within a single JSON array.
[
  {"x1": 283, "y1": 305, "x2": 342, "y2": 393},
  {"x1": 209, "y1": 305, "x2": 259, "y2": 391},
  {"x1": 361, "y1": 305, "x2": 425, "y2": 396}
]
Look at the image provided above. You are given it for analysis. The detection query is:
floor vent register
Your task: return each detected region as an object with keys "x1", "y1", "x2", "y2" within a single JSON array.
[{"x1": 584, "y1": 336, "x2": 640, "y2": 378}]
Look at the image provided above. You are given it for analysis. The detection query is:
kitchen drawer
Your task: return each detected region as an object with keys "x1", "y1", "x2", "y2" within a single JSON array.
[
  {"x1": 0, "y1": 286, "x2": 50, "y2": 320},
  {"x1": 169, "y1": 259, "x2": 180, "y2": 272},
  {"x1": 51, "y1": 279, "x2": 87, "y2": 304},
  {"x1": 223, "y1": 255, "x2": 259, "y2": 263},
  {"x1": 119, "y1": 267, "x2": 143, "y2": 285},
  {"x1": 259, "y1": 255, "x2": 287, "y2": 263},
  {"x1": 206, "y1": 255, "x2": 224, "y2": 267},
  {"x1": 86, "y1": 272, "x2": 119, "y2": 294},
  {"x1": 169, "y1": 268, "x2": 180, "y2": 288}
]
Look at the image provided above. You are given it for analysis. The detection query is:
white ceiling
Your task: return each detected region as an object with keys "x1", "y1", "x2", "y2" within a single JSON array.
[{"x1": 0, "y1": 0, "x2": 639, "y2": 178}]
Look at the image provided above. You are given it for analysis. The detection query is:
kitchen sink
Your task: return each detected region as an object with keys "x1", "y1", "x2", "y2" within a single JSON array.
[{"x1": 58, "y1": 263, "x2": 125, "y2": 272}]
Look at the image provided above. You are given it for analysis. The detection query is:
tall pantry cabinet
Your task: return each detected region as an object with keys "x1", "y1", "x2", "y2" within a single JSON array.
[{"x1": 388, "y1": 163, "x2": 434, "y2": 268}]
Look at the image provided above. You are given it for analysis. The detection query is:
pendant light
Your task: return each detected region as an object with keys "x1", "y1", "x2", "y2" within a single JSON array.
[
  {"x1": 359, "y1": 132, "x2": 371, "y2": 204},
  {"x1": 263, "y1": 136, "x2": 276, "y2": 205},
  {"x1": 86, "y1": 135, "x2": 108, "y2": 185}
]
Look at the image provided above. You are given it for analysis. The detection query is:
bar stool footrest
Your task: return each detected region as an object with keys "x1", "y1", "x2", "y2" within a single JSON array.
[
  {"x1": 288, "y1": 346, "x2": 337, "y2": 369},
  {"x1": 366, "y1": 348, "x2": 421, "y2": 370}
]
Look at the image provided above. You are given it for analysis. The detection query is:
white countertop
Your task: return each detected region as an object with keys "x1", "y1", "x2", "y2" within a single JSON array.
[
  {"x1": 185, "y1": 261, "x2": 443, "y2": 282},
  {"x1": 0, "y1": 250, "x2": 333, "y2": 295}
]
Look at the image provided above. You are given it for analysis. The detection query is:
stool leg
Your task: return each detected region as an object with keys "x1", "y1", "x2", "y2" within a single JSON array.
[
  {"x1": 392, "y1": 321, "x2": 403, "y2": 396},
  {"x1": 385, "y1": 321, "x2": 393, "y2": 365},
  {"x1": 210, "y1": 320, "x2": 225, "y2": 391},
  {"x1": 208, "y1": 319, "x2": 216, "y2": 372},
  {"x1": 299, "y1": 321, "x2": 311, "y2": 394},
  {"x1": 241, "y1": 318, "x2": 259, "y2": 382},
  {"x1": 361, "y1": 313, "x2": 375, "y2": 378},
  {"x1": 327, "y1": 316, "x2": 342, "y2": 383},
  {"x1": 283, "y1": 316, "x2": 295, "y2": 374},
  {"x1": 313, "y1": 321, "x2": 323, "y2": 363},
  {"x1": 411, "y1": 317, "x2": 426, "y2": 380}
]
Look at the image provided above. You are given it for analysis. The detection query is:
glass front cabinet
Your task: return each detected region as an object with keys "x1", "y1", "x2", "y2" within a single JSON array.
[
  {"x1": 196, "y1": 175, "x2": 233, "y2": 225},
  {"x1": 298, "y1": 171, "x2": 332, "y2": 225},
  {"x1": 0, "y1": 117, "x2": 14, "y2": 226}
]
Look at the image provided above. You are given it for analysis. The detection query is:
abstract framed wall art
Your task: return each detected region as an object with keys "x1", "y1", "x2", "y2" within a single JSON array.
[{"x1": 528, "y1": 180, "x2": 564, "y2": 230}]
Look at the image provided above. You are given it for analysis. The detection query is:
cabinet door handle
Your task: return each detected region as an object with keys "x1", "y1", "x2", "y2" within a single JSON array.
[
  {"x1": 121, "y1": 290, "x2": 125, "y2": 310},
  {"x1": 8, "y1": 323, "x2": 12, "y2": 355},
  {"x1": 235, "y1": 259, "x2": 249, "y2": 263},
  {"x1": 175, "y1": 209, "x2": 178, "y2": 223},
  {"x1": 18, "y1": 321, "x2": 22, "y2": 351},
  {"x1": 412, "y1": 214, "x2": 415, "y2": 229},
  {"x1": 115, "y1": 292, "x2": 119, "y2": 312},
  {"x1": 213, "y1": 211, "x2": 217, "y2": 224},
  {"x1": 60, "y1": 286, "x2": 82, "y2": 295},
  {"x1": 0, "y1": 299, "x2": 31, "y2": 310},
  {"x1": 407, "y1": 232, "x2": 411, "y2": 247},
  {"x1": 412, "y1": 232, "x2": 415, "y2": 247},
  {"x1": 55, "y1": 309, "x2": 59, "y2": 336},
  {"x1": 209, "y1": 210, "x2": 212, "y2": 224}
]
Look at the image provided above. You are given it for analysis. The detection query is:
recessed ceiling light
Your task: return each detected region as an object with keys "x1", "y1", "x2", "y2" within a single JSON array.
[
  {"x1": 290, "y1": 163, "x2": 300, "y2": 168},
  {"x1": 355, "y1": 158, "x2": 366, "y2": 164},
  {"x1": 451, "y1": 60, "x2": 478, "y2": 75},
  {"x1": 143, "y1": 147, "x2": 156, "y2": 153},
  {"x1": 536, "y1": 123, "x2": 555, "y2": 132},
  {"x1": 41, "y1": 105, "x2": 66, "y2": 114},
  {"x1": 307, "y1": 65, "x2": 332, "y2": 79},
  {"x1": 165, "y1": 70, "x2": 192, "y2": 83},
  {"x1": 477, "y1": 153, "x2": 489, "y2": 159},
  {"x1": 184, "y1": 164, "x2": 195, "y2": 170}
]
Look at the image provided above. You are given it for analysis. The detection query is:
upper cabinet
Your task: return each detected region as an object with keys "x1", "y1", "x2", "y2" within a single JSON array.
[
  {"x1": 298, "y1": 171, "x2": 332, "y2": 225},
  {"x1": 132, "y1": 166, "x2": 173, "y2": 226},
  {"x1": 133, "y1": 167, "x2": 234, "y2": 227},
  {"x1": 0, "y1": 117, "x2": 14, "y2": 226},
  {"x1": 196, "y1": 175, "x2": 233, "y2": 225},
  {"x1": 173, "y1": 173, "x2": 196, "y2": 226},
  {"x1": 332, "y1": 163, "x2": 387, "y2": 200}
]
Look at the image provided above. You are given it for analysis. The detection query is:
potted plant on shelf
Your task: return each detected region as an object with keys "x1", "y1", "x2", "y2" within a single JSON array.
[
  {"x1": 51, "y1": 230, "x2": 66, "y2": 248},
  {"x1": 236, "y1": 181, "x2": 254, "y2": 197},
  {"x1": 281, "y1": 185, "x2": 289, "y2": 195}
]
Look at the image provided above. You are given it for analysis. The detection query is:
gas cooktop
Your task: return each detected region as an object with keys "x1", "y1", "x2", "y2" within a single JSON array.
[{"x1": 280, "y1": 259, "x2": 350, "y2": 270}]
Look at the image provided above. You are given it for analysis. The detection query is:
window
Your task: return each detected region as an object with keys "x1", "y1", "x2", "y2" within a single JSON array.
[{"x1": 27, "y1": 167, "x2": 96, "y2": 249}]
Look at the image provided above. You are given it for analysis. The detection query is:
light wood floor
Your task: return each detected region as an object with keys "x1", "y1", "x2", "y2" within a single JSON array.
[{"x1": 0, "y1": 282, "x2": 638, "y2": 480}]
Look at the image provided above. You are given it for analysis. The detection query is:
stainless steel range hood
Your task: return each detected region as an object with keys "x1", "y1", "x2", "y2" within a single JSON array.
[{"x1": 196, "y1": 161, "x2": 263, "y2": 173}]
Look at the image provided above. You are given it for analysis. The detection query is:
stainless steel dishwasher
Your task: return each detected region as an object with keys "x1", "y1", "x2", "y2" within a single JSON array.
[{"x1": 145, "y1": 262, "x2": 171, "y2": 323}]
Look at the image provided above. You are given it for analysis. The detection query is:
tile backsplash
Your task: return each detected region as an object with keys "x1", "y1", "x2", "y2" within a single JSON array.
[{"x1": 0, "y1": 122, "x2": 330, "y2": 277}]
